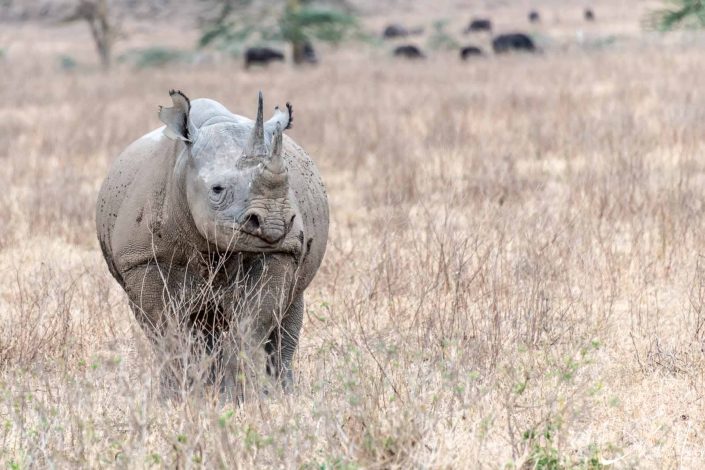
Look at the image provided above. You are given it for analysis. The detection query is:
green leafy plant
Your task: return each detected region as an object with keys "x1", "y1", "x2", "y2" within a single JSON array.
[
  {"x1": 280, "y1": 6, "x2": 357, "y2": 45},
  {"x1": 646, "y1": 0, "x2": 705, "y2": 31},
  {"x1": 522, "y1": 423, "x2": 560, "y2": 470},
  {"x1": 522, "y1": 422, "x2": 605, "y2": 469},
  {"x1": 199, "y1": 0, "x2": 360, "y2": 64}
]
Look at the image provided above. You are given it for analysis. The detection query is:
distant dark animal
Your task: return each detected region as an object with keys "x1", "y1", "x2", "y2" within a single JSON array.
[
  {"x1": 244, "y1": 47, "x2": 285, "y2": 68},
  {"x1": 301, "y1": 41, "x2": 318, "y2": 64},
  {"x1": 465, "y1": 18, "x2": 492, "y2": 33},
  {"x1": 528, "y1": 10, "x2": 541, "y2": 23},
  {"x1": 383, "y1": 24, "x2": 408, "y2": 39},
  {"x1": 393, "y1": 45, "x2": 425, "y2": 59},
  {"x1": 492, "y1": 33, "x2": 536, "y2": 54},
  {"x1": 584, "y1": 8, "x2": 595, "y2": 21},
  {"x1": 460, "y1": 46, "x2": 484, "y2": 59}
]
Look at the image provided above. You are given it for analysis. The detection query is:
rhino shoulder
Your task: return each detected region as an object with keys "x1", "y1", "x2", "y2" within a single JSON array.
[{"x1": 98, "y1": 126, "x2": 184, "y2": 274}]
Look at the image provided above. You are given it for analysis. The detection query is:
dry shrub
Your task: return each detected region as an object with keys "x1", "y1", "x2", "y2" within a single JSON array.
[{"x1": 0, "y1": 263, "x2": 121, "y2": 368}]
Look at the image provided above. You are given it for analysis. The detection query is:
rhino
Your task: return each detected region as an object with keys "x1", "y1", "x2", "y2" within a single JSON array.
[{"x1": 96, "y1": 90, "x2": 329, "y2": 396}]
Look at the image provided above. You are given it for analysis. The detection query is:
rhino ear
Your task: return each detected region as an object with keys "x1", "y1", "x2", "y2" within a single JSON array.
[
  {"x1": 265, "y1": 102, "x2": 293, "y2": 136},
  {"x1": 159, "y1": 90, "x2": 191, "y2": 142}
]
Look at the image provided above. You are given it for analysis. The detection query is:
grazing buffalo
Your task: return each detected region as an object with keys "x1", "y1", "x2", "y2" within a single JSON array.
[
  {"x1": 393, "y1": 45, "x2": 425, "y2": 59},
  {"x1": 383, "y1": 23, "x2": 408, "y2": 39},
  {"x1": 528, "y1": 10, "x2": 541, "y2": 23},
  {"x1": 245, "y1": 47, "x2": 284, "y2": 68},
  {"x1": 585, "y1": 8, "x2": 595, "y2": 21},
  {"x1": 492, "y1": 33, "x2": 536, "y2": 53},
  {"x1": 465, "y1": 18, "x2": 492, "y2": 33},
  {"x1": 460, "y1": 46, "x2": 483, "y2": 60}
]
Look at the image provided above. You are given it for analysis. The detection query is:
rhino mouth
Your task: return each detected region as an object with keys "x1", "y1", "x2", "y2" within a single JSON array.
[{"x1": 215, "y1": 223, "x2": 302, "y2": 255}]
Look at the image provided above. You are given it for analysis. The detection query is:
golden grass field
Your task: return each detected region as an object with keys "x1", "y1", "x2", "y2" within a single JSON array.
[{"x1": 2, "y1": 0, "x2": 705, "y2": 467}]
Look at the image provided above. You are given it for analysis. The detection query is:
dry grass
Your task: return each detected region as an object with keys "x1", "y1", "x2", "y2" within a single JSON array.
[{"x1": 2, "y1": 2, "x2": 705, "y2": 467}]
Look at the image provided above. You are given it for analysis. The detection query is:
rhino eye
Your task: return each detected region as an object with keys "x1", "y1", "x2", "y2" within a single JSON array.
[{"x1": 209, "y1": 185, "x2": 228, "y2": 209}]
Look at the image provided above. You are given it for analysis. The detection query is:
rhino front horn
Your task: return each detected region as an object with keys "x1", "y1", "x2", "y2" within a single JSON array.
[{"x1": 245, "y1": 91, "x2": 268, "y2": 158}]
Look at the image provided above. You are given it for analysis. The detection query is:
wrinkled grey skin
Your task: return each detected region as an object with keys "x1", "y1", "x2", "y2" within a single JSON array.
[{"x1": 96, "y1": 90, "x2": 328, "y2": 394}]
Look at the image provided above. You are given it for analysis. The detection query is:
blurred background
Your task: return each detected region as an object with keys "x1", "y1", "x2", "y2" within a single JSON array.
[
  {"x1": 1, "y1": 0, "x2": 695, "y2": 73},
  {"x1": 3, "y1": 0, "x2": 705, "y2": 468}
]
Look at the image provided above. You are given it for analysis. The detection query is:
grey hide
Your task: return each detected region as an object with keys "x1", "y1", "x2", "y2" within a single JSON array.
[{"x1": 96, "y1": 90, "x2": 329, "y2": 395}]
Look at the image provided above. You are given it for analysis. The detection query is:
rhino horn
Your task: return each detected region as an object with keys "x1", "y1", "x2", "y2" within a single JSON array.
[
  {"x1": 267, "y1": 122, "x2": 285, "y2": 174},
  {"x1": 245, "y1": 91, "x2": 268, "y2": 158}
]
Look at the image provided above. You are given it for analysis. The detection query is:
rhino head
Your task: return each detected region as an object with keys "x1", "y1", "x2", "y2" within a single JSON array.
[{"x1": 159, "y1": 90, "x2": 297, "y2": 252}]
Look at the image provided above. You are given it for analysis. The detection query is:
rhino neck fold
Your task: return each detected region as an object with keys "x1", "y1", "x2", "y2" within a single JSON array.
[{"x1": 167, "y1": 145, "x2": 210, "y2": 253}]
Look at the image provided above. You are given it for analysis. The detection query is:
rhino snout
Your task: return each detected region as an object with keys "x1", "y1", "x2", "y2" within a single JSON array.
[
  {"x1": 238, "y1": 208, "x2": 291, "y2": 244},
  {"x1": 240, "y1": 209, "x2": 264, "y2": 233}
]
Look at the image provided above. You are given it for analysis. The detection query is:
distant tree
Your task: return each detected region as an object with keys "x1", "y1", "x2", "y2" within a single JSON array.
[
  {"x1": 64, "y1": 0, "x2": 120, "y2": 70},
  {"x1": 427, "y1": 19, "x2": 459, "y2": 51},
  {"x1": 647, "y1": 0, "x2": 705, "y2": 31},
  {"x1": 199, "y1": 0, "x2": 359, "y2": 64}
]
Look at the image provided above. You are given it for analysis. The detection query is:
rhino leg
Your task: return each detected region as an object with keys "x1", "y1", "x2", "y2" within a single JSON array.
[
  {"x1": 214, "y1": 254, "x2": 297, "y2": 399},
  {"x1": 233, "y1": 253, "x2": 302, "y2": 392},
  {"x1": 121, "y1": 261, "x2": 212, "y2": 394},
  {"x1": 266, "y1": 293, "x2": 304, "y2": 391},
  {"x1": 122, "y1": 261, "x2": 188, "y2": 335}
]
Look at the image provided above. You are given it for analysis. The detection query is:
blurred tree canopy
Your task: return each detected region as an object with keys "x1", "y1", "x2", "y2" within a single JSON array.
[
  {"x1": 64, "y1": 0, "x2": 120, "y2": 70},
  {"x1": 647, "y1": 0, "x2": 705, "y2": 31},
  {"x1": 199, "y1": 0, "x2": 360, "y2": 64}
]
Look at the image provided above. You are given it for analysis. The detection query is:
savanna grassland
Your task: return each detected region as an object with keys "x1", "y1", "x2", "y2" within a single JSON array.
[{"x1": 2, "y1": 0, "x2": 705, "y2": 467}]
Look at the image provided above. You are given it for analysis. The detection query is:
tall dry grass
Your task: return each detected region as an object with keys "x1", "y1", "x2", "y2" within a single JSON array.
[{"x1": 2, "y1": 12, "x2": 705, "y2": 468}]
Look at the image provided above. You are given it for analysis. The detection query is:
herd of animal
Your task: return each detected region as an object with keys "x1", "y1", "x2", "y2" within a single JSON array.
[
  {"x1": 244, "y1": 7, "x2": 597, "y2": 67},
  {"x1": 390, "y1": 7, "x2": 598, "y2": 60}
]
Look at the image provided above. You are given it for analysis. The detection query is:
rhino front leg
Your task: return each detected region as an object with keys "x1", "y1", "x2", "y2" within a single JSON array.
[
  {"x1": 266, "y1": 293, "x2": 304, "y2": 391},
  {"x1": 123, "y1": 261, "x2": 179, "y2": 336},
  {"x1": 121, "y1": 261, "x2": 206, "y2": 393}
]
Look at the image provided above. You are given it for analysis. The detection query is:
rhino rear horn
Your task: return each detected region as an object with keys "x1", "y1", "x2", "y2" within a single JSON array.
[
  {"x1": 159, "y1": 90, "x2": 191, "y2": 142},
  {"x1": 267, "y1": 122, "x2": 285, "y2": 174},
  {"x1": 245, "y1": 91, "x2": 268, "y2": 158}
]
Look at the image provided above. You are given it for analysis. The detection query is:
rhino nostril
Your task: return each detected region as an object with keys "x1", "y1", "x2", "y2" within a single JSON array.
[{"x1": 243, "y1": 212, "x2": 262, "y2": 232}]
